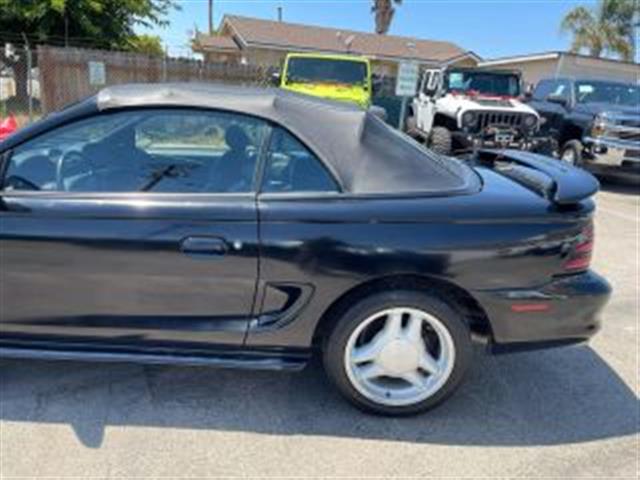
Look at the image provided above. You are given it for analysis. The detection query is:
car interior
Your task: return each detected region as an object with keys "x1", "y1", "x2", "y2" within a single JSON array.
[
  {"x1": 3, "y1": 114, "x2": 260, "y2": 194},
  {"x1": 3, "y1": 113, "x2": 338, "y2": 195}
]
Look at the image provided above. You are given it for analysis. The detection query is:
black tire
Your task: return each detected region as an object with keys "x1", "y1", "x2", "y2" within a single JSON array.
[
  {"x1": 428, "y1": 126, "x2": 453, "y2": 155},
  {"x1": 322, "y1": 290, "x2": 472, "y2": 416},
  {"x1": 560, "y1": 140, "x2": 583, "y2": 166}
]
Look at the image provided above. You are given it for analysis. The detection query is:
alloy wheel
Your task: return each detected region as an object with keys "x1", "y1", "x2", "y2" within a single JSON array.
[{"x1": 344, "y1": 307, "x2": 456, "y2": 407}]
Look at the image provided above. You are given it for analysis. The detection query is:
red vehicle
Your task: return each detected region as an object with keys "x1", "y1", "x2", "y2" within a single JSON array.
[{"x1": 0, "y1": 114, "x2": 18, "y2": 141}]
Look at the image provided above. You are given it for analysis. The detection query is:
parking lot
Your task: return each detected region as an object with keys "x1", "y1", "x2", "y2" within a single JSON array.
[{"x1": 0, "y1": 182, "x2": 637, "y2": 479}]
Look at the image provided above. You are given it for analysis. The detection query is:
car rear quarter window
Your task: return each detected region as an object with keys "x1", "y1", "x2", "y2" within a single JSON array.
[
  {"x1": 261, "y1": 128, "x2": 339, "y2": 194},
  {"x1": 2, "y1": 109, "x2": 269, "y2": 194}
]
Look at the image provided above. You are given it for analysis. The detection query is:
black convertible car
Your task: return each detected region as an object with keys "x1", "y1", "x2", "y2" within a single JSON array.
[{"x1": 0, "y1": 84, "x2": 610, "y2": 415}]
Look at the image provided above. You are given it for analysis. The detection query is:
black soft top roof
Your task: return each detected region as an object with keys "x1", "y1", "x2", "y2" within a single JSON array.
[{"x1": 2, "y1": 83, "x2": 479, "y2": 195}]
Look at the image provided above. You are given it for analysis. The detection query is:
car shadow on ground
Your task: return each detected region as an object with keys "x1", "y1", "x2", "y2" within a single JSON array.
[
  {"x1": 0, "y1": 345, "x2": 637, "y2": 449},
  {"x1": 598, "y1": 178, "x2": 639, "y2": 195}
]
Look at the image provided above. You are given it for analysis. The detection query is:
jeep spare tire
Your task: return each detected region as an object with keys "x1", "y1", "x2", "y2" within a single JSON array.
[{"x1": 428, "y1": 127, "x2": 452, "y2": 156}]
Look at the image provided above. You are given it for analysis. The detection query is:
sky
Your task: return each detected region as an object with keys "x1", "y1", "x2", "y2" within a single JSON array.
[{"x1": 141, "y1": 0, "x2": 596, "y2": 59}]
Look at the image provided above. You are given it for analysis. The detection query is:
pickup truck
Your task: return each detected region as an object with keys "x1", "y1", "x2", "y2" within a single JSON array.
[{"x1": 528, "y1": 77, "x2": 639, "y2": 183}]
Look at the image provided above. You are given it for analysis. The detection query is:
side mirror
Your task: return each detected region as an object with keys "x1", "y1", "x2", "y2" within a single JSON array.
[
  {"x1": 547, "y1": 94, "x2": 568, "y2": 107},
  {"x1": 271, "y1": 71, "x2": 281, "y2": 87}
]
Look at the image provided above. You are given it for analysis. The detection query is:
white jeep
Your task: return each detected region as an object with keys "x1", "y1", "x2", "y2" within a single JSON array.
[{"x1": 407, "y1": 68, "x2": 545, "y2": 156}]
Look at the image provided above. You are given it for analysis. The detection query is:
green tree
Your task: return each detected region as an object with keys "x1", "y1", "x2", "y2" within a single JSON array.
[
  {"x1": 561, "y1": 0, "x2": 639, "y2": 61},
  {"x1": 127, "y1": 34, "x2": 164, "y2": 56},
  {"x1": 372, "y1": 0, "x2": 402, "y2": 35},
  {"x1": 0, "y1": 0, "x2": 177, "y2": 103}
]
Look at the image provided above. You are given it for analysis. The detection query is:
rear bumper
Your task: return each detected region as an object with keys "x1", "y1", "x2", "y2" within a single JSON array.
[{"x1": 473, "y1": 271, "x2": 611, "y2": 351}]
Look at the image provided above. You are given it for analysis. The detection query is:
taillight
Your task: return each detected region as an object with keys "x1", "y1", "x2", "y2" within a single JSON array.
[{"x1": 563, "y1": 222, "x2": 594, "y2": 272}]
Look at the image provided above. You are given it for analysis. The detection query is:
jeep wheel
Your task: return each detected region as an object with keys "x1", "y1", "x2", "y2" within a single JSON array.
[
  {"x1": 428, "y1": 127, "x2": 452, "y2": 156},
  {"x1": 560, "y1": 140, "x2": 583, "y2": 166}
]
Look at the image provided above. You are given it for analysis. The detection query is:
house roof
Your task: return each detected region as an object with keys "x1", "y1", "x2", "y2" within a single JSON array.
[
  {"x1": 479, "y1": 51, "x2": 640, "y2": 68},
  {"x1": 196, "y1": 15, "x2": 478, "y2": 64},
  {"x1": 196, "y1": 35, "x2": 241, "y2": 52}
]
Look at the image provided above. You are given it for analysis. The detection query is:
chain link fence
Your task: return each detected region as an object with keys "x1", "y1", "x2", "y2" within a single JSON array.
[{"x1": 1, "y1": 44, "x2": 403, "y2": 129}]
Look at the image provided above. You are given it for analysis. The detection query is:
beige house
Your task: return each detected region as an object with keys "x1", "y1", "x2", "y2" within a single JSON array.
[
  {"x1": 479, "y1": 51, "x2": 640, "y2": 87},
  {"x1": 193, "y1": 15, "x2": 481, "y2": 75}
]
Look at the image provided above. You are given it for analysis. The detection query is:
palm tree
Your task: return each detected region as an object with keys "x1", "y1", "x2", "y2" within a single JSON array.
[
  {"x1": 372, "y1": 0, "x2": 402, "y2": 35},
  {"x1": 561, "y1": 0, "x2": 639, "y2": 61}
]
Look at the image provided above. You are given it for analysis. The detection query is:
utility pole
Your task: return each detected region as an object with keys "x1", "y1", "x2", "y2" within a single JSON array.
[
  {"x1": 208, "y1": 0, "x2": 214, "y2": 35},
  {"x1": 277, "y1": 5, "x2": 283, "y2": 22}
]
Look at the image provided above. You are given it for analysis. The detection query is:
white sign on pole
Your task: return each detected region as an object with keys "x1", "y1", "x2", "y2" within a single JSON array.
[
  {"x1": 88, "y1": 61, "x2": 106, "y2": 86},
  {"x1": 395, "y1": 61, "x2": 419, "y2": 97}
]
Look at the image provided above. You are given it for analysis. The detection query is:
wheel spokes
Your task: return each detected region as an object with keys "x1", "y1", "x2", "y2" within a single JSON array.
[
  {"x1": 358, "y1": 362, "x2": 385, "y2": 380},
  {"x1": 418, "y1": 349, "x2": 440, "y2": 375},
  {"x1": 351, "y1": 340, "x2": 381, "y2": 364},
  {"x1": 405, "y1": 313, "x2": 424, "y2": 344},
  {"x1": 352, "y1": 313, "x2": 397, "y2": 364},
  {"x1": 378, "y1": 310, "x2": 403, "y2": 342},
  {"x1": 400, "y1": 371, "x2": 427, "y2": 390}
]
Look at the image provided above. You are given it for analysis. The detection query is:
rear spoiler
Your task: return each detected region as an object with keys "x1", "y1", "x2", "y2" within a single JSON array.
[{"x1": 477, "y1": 149, "x2": 599, "y2": 205}]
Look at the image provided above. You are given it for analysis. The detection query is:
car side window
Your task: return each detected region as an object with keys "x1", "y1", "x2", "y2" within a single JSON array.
[
  {"x1": 2, "y1": 109, "x2": 268, "y2": 194},
  {"x1": 549, "y1": 81, "x2": 571, "y2": 102},
  {"x1": 261, "y1": 128, "x2": 339, "y2": 193},
  {"x1": 532, "y1": 80, "x2": 555, "y2": 101}
]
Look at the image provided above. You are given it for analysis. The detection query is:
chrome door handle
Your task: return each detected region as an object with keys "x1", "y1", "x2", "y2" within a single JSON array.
[{"x1": 180, "y1": 236, "x2": 228, "y2": 257}]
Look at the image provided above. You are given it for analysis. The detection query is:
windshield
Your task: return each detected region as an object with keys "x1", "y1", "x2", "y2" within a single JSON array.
[
  {"x1": 575, "y1": 81, "x2": 639, "y2": 107},
  {"x1": 445, "y1": 70, "x2": 521, "y2": 97},
  {"x1": 285, "y1": 57, "x2": 368, "y2": 86}
]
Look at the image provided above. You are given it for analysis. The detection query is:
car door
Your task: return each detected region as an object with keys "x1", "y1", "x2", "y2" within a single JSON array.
[
  {"x1": 247, "y1": 126, "x2": 346, "y2": 347},
  {"x1": 0, "y1": 108, "x2": 267, "y2": 350}
]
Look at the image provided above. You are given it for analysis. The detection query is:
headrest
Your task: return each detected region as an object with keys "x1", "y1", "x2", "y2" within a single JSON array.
[{"x1": 225, "y1": 125, "x2": 249, "y2": 150}]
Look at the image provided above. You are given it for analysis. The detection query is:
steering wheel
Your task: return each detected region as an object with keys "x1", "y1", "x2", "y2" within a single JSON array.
[{"x1": 56, "y1": 150, "x2": 95, "y2": 191}]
